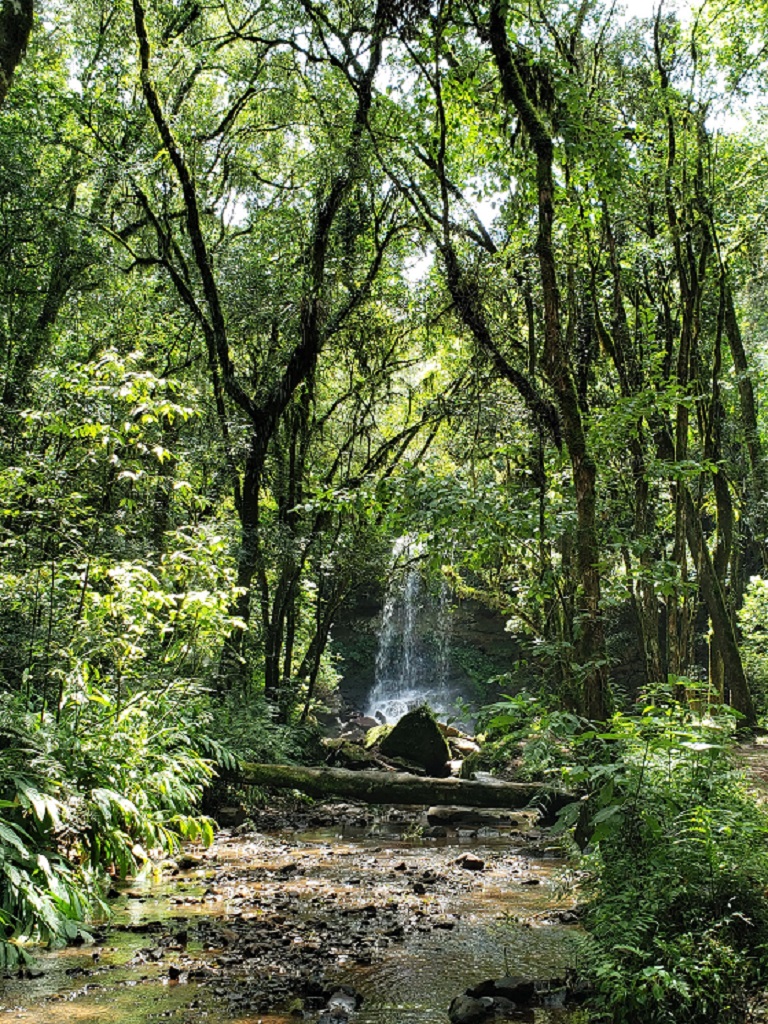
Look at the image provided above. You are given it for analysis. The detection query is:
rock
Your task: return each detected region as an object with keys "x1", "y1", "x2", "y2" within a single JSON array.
[
  {"x1": 491, "y1": 996, "x2": 518, "y2": 1016},
  {"x1": 338, "y1": 725, "x2": 366, "y2": 743},
  {"x1": 553, "y1": 909, "x2": 580, "y2": 924},
  {"x1": 423, "y1": 825, "x2": 448, "y2": 838},
  {"x1": 326, "y1": 987, "x2": 362, "y2": 1014},
  {"x1": 355, "y1": 716, "x2": 379, "y2": 731},
  {"x1": 489, "y1": 977, "x2": 536, "y2": 1003},
  {"x1": 469, "y1": 976, "x2": 556, "y2": 1007},
  {"x1": 177, "y1": 854, "x2": 203, "y2": 870},
  {"x1": 449, "y1": 737, "x2": 482, "y2": 757},
  {"x1": 216, "y1": 805, "x2": 247, "y2": 827},
  {"x1": 426, "y1": 806, "x2": 517, "y2": 827},
  {"x1": 363, "y1": 723, "x2": 393, "y2": 749},
  {"x1": 377, "y1": 706, "x2": 451, "y2": 777},
  {"x1": 448, "y1": 993, "x2": 495, "y2": 1024},
  {"x1": 18, "y1": 966, "x2": 44, "y2": 979},
  {"x1": 381, "y1": 756, "x2": 428, "y2": 776},
  {"x1": 455, "y1": 852, "x2": 485, "y2": 871},
  {"x1": 322, "y1": 738, "x2": 376, "y2": 770}
]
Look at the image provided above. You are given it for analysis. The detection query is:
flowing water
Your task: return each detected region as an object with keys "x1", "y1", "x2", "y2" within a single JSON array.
[
  {"x1": 0, "y1": 815, "x2": 584, "y2": 1024},
  {"x1": 366, "y1": 539, "x2": 462, "y2": 723}
]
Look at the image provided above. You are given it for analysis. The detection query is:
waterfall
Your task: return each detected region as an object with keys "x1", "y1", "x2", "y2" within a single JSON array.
[{"x1": 365, "y1": 537, "x2": 456, "y2": 723}]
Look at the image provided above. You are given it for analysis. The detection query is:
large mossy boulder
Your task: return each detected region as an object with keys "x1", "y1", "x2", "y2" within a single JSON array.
[
  {"x1": 364, "y1": 723, "x2": 393, "y2": 749},
  {"x1": 378, "y1": 706, "x2": 451, "y2": 777}
]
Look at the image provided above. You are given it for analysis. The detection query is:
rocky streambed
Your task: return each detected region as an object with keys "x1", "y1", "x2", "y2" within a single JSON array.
[{"x1": 0, "y1": 803, "x2": 585, "y2": 1024}]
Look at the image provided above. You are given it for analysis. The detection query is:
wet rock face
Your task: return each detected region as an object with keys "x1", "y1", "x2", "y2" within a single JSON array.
[{"x1": 377, "y1": 706, "x2": 451, "y2": 777}]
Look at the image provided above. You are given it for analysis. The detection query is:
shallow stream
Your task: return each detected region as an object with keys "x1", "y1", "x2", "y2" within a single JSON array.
[{"x1": 0, "y1": 810, "x2": 584, "y2": 1024}]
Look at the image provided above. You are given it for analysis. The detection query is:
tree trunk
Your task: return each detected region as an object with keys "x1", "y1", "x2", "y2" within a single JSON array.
[
  {"x1": 683, "y1": 485, "x2": 755, "y2": 725},
  {"x1": 487, "y1": 0, "x2": 608, "y2": 720},
  {"x1": 233, "y1": 762, "x2": 572, "y2": 810},
  {"x1": 0, "y1": 0, "x2": 32, "y2": 108}
]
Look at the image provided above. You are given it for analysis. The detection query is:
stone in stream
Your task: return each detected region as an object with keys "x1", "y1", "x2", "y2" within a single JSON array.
[
  {"x1": 448, "y1": 993, "x2": 496, "y2": 1023},
  {"x1": 424, "y1": 825, "x2": 448, "y2": 838},
  {"x1": 457, "y1": 975, "x2": 573, "y2": 1013},
  {"x1": 455, "y1": 852, "x2": 485, "y2": 871},
  {"x1": 377, "y1": 706, "x2": 451, "y2": 776},
  {"x1": 469, "y1": 976, "x2": 535, "y2": 1003},
  {"x1": 176, "y1": 853, "x2": 204, "y2": 870},
  {"x1": 427, "y1": 806, "x2": 520, "y2": 827},
  {"x1": 318, "y1": 986, "x2": 363, "y2": 1022}
]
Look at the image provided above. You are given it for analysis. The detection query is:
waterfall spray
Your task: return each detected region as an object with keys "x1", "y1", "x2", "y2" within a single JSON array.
[{"x1": 365, "y1": 537, "x2": 455, "y2": 723}]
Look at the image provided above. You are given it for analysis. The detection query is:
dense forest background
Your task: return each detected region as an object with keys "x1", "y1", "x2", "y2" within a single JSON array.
[{"x1": 5, "y1": 0, "x2": 768, "y2": 1019}]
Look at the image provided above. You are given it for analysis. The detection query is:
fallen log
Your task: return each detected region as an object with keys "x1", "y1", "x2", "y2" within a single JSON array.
[{"x1": 235, "y1": 762, "x2": 573, "y2": 811}]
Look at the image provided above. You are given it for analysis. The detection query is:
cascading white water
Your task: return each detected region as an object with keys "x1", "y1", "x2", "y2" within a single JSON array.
[{"x1": 365, "y1": 537, "x2": 456, "y2": 723}]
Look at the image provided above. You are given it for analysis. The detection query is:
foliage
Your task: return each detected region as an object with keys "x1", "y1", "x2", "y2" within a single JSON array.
[
  {"x1": 0, "y1": 723, "x2": 91, "y2": 969},
  {"x1": 475, "y1": 688, "x2": 584, "y2": 778},
  {"x1": 0, "y1": 677, "x2": 217, "y2": 966},
  {"x1": 564, "y1": 705, "x2": 768, "y2": 1023},
  {"x1": 209, "y1": 693, "x2": 324, "y2": 769},
  {"x1": 738, "y1": 576, "x2": 768, "y2": 714},
  {"x1": 474, "y1": 692, "x2": 768, "y2": 1021},
  {"x1": 3, "y1": 0, "x2": 768, "y2": 1005}
]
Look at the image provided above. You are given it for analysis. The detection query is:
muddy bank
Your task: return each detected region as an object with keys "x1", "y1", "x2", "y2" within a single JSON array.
[{"x1": 0, "y1": 802, "x2": 582, "y2": 1024}]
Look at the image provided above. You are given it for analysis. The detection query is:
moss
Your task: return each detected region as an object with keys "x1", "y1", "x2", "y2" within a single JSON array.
[{"x1": 364, "y1": 723, "x2": 393, "y2": 749}]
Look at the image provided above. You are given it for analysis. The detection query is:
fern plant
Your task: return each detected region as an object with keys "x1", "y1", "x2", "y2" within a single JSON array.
[{"x1": 0, "y1": 728, "x2": 94, "y2": 967}]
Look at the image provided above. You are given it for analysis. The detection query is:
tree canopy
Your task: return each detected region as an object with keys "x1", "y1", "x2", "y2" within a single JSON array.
[{"x1": 2, "y1": 0, "x2": 768, "y2": 723}]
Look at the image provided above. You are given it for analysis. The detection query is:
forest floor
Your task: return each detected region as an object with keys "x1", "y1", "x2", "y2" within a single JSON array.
[{"x1": 736, "y1": 735, "x2": 768, "y2": 798}]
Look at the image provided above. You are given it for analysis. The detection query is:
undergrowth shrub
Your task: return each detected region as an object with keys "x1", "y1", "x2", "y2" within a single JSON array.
[
  {"x1": 564, "y1": 705, "x2": 768, "y2": 1023},
  {"x1": 475, "y1": 689, "x2": 582, "y2": 778},
  {"x1": 0, "y1": 724, "x2": 93, "y2": 969},
  {"x1": 0, "y1": 680, "x2": 216, "y2": 968},
  {"x1": 476, "y1": 692, "x2": 768, "y2": 1022}
]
